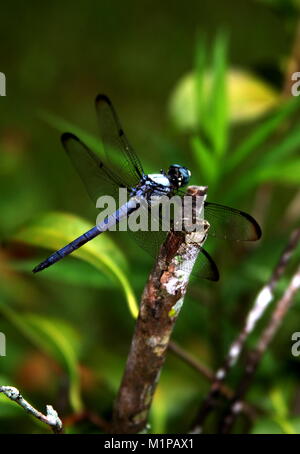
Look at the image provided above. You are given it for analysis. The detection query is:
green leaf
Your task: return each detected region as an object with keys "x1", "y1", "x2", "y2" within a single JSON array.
[
  {"x1": 270, "y1": 388, "x2": 288, "y2": 420},
  {"x1": 26, "y1": 314, "x2": 82, "y2": 413},
  {"x1": 256, "y1": 159, "x2": 300, "y2": 183},
  {"x1": 0, "y1": 396, "x2": 21, "y2": 419},
  {"x1": 226, "y1": 97, "x2": 299, "y2": 172},
  {"x1": 0, "y1": 376, "x2": 21, "y2": 419},
  {"x1": 40, "y1": 111, "x2": 104, "y2": 157},
  {"x1": 190, "y1": 135, "x2": 218, "y2": 186},
  {"x1": 205, "y1": 31, "x2": 228, "y2": 156},
  {"x1": 11, "y1": 258, "x2": 117, "y2": 289},
  {"x1": 0, "y1": 303, "x2": 83, "y2": 412},
  {"x1": 270, "y1": 388, "x2": 297, "y2": 434},
  {"x1": 226, "y1": 122, "x2": 300, "y2": 196},
  {"x1": 229, "y1": 159, "x2": 300, "y2": 197},
  {"x1": 251, "y1": 418, "x2": 283, "y2": 434},
  {"x1": 40, "y1": 111, "x2": 129, "y2": 172},
  {"x1": 169, "y1": 67, "x2": 280, "y2": 135},
  {"x1": 14, "y1": 212, "x2": 139, "y2": 318},
  {"x1": 150, "y1": 374, "x2": 199, "y2": 434},
  {"x1": 258, "y1": 124, "x2": 300, "y2": 166},
  {"x1": 194, "y1": 33, "x2": 206, "y2": 128},
  {"x1": 150, "y1": 386, "x2": 168, "y2": 434},
  {"x1": 168, "y1": 72, "x2": 198, "y2": 132}
]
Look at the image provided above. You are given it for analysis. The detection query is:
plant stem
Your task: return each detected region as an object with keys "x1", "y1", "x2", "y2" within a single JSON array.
[
  {"x1": 220, "y1": 264, "x2": 300, "y2": 433},
  {"x1": 191, "y1": 227, "x2": 300, "y2": 433},
  {"x1": 111, "y1": 186, "x2": 208, "y2": 434},
  {"x1": 0, "y1": 386, "x2": 63, "y2": 433}
]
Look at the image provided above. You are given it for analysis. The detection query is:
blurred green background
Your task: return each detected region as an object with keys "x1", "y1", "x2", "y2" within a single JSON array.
[{"x1": 1, "y1": 0, "x2": 300, "y2": 434}]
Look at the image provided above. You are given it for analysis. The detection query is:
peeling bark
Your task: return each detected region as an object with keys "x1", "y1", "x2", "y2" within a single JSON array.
[{"x1": 112, "y1": 186, "x2": 207, "y2": 434}]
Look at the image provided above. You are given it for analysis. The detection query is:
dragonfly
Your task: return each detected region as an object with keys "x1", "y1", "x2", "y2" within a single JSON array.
[{"x1": 33, "y1": 94, "x2": 261, "y2": 280}]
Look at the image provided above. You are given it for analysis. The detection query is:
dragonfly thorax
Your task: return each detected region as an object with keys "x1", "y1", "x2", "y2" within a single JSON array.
[
  {"x1": 147, "y1": 173, "x2": 171, "y2": 188},
  {"x1": 144, "y1": 165, "x2": 191, "y2": 191}
]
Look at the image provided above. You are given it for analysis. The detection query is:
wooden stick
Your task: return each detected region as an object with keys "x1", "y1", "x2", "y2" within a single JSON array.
[{"x1": 112, "y1": 186, "x2": 208, "y2": 434}]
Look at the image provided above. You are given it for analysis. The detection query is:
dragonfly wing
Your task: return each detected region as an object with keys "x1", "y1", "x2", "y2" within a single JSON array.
[
  {"x1": 95, "y1": 94, "x2": 144, "y2": 188},
  {"x1": 129, "y1": 229, "x2": 168, "y2": 259},
  {"x1": 127, "y1": 203, "x2": 168, "y2": 257},
  {"x1": 203, "y1": 201, "x2": 262, "y2": 241},
  {"x1": 127, "y1": 202, "x2": 219, "y2": 281},
  {"x1": 132, "y1": 231, "x2": 219, "y2": 281},
  {"x1": 62, "y1": 132, "x2": 129, "y2": 204},
  {"x1": 190, "y1": 247, "x2": 219, "y2": 281}
]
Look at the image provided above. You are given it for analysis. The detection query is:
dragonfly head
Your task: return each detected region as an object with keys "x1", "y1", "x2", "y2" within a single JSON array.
[{"x1": 167, "y1": 164, "x2": 191, "y2": 188}]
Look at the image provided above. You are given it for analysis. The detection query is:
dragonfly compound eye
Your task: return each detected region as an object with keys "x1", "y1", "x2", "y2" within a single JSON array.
[{"x1": 168, "y1": 164, "x2": 191, "y2": 188}]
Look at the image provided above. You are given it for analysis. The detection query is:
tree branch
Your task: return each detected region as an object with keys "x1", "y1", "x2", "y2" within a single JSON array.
[
  {"x1": 220, "y1": 264, "x2": 300, "y2": 433},
  {"x1": 111, "y1": 186, "x2": 208, "y2": 434},
  {"x1": 168, "y1": 340, "x2": 259, "y2": 421},
  {"x1": 191, "y1": 227, "x2": 300, "y2": 433},
  {"x1": 0, "y1": 386, "x2": 63, "y2": 433}
]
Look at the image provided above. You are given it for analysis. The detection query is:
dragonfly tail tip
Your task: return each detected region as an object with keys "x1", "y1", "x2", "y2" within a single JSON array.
[{"x1": 32, "y1": 263, "x2": 45, "y2": 273}]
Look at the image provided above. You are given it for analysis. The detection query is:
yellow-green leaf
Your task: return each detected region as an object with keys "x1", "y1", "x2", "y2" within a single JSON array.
[
  {"x1": 14, "y1": 211, "x2": 138, "y2": 318},
  {"x1": 26, "y1": 314, "x2": 82, "y2": 413},
  {"x1": 169, "y1": 68, "x2": 281, "y2": 131},
  {"x1": 0, "y1": 303, "x2": 82, "y2": 413}
]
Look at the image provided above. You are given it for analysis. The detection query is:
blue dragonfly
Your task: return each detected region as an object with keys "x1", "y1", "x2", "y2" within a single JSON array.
[{"x1": 33, "y1": 95, "x2": 261, "y2": 280}]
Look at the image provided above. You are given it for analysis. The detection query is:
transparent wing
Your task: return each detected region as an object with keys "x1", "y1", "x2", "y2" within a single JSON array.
[
  {"x1": 204, "y1": 201, "x2": 262, "y2": 241},
  {"x1": 176, "y1": 190, "x2": 261, "y2": 242},
  {"x1": 127, "y1": 202, "x2": 219, "y2": 281},
  {"x1": 95, "y1": 94, "x2": 144, "y2": 188},
  {"x1": 61, "y1": 132, "x2": 129, "y2": 204},
  {"x1": 127, "y1": 202, "x2": 168, "y2": 257},
  {"x1": 134, "y1": 233, "x2": 219, "y2": 281},
  {"x1": 129, "y1": 230, "x2": 168, "y2": 259},
  {"x1": 183, "y1": 247, "x2": 219, "y2": 282}
]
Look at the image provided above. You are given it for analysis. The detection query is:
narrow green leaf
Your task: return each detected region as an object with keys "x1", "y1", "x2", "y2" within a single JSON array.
[
  {"x1": 258, "y1": 124, "x2": 300, "y2": 166},
  {"x1": 14, "y1": 212, "x2": 139, "y2": 318},
  {"x1": 27, "y1": 315, "x2": 82, "y2": 413},
  {"x1": 270, "y1": 389, "x2": 297, "y2": 435},
  {"x1": 40, "y1": 111, "x2": 104, "y2": 157},
  {"x1": 0, "y1": 303, "x2": 83, "y2": 412},
  {"x1": 40, "y1": 111, "x2": 130, "y2": 172},
  {"x1": 0, "y1": 388, "x2": 22, "y2": 419},
  {"x1": 226, "y1": 97, "x2": 300, "y2": 172},
  {"x1": 190, "y1": 135, "x2": 218, "y2": 186},
  {"x1": 251, "y1": 418, "x2": 283, "y2": 434},
  {"x1": 194, "y1": 33, "x2": 206, "y2": 128},
  {"x1": 150, "y1": 386, "x2": 168, "y2": 434},
  {"x1": 11, "y1": 259, "x2": 117, "y2": 289},
  {"x1": 206, "y1": 32, "x2": 228, "y2": 156},
  {"x1": 228, "y1": 159, "x2": 300, "y2": 197},
  {"x1": 256, "y1": 159, "x2": 300, "y2": 183}
]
